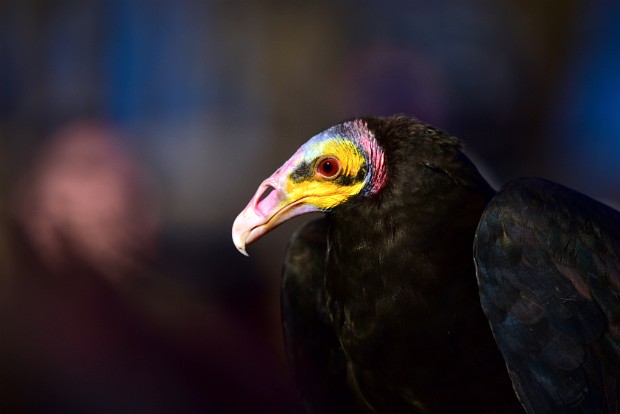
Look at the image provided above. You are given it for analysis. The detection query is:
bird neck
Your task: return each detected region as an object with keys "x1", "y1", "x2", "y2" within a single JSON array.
[
  {"x1": 328, "y1": 169, "x2": 493, "y2": 290},
  {"x1": 328, "y1": 149, "x2": 495, "y2": 283}
]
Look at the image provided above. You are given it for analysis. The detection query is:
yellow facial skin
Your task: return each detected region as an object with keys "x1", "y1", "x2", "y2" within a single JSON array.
[
  {"x1": 232, "y1": 132, "x2": 373, "y2": 256},
  {"x1": 285, "y1": 138, "x2": 368, "y2": 211}
]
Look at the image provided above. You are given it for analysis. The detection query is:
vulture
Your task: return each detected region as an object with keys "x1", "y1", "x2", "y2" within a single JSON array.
[{"x1": 231, "y1": 115, "x2": 620, "y2": 413}]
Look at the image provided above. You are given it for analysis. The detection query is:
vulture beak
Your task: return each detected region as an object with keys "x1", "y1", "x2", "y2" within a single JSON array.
[{"x1": 232, "y1": 170, "x2": 319, "y2": 256}]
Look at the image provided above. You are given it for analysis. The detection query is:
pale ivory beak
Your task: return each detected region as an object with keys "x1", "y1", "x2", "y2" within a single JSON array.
[{"x1": 232, "y1": 177, "x2": 317, "y2": 256}]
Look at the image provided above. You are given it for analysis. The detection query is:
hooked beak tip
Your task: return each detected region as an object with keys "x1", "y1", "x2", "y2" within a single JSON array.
[
  {"x1": 232, "y1": 219, "x2": 251, "y2": 257},
  {"x1": 236, "y1": 244, "x2": 249, "y2": 257}
]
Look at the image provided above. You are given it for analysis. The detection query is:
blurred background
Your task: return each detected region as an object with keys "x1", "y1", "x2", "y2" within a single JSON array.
[{"x1": 1, "y1": 1, "x2": 619, "y2": 412}]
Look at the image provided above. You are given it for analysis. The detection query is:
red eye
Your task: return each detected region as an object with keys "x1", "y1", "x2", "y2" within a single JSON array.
[{"x1": 316, "y1": 157, "x2": 341, "y2": 179}]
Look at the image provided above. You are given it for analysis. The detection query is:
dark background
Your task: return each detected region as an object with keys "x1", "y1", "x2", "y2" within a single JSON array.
[{"x1": 1, "y1": 1, "x2": 619, "y2": 412}]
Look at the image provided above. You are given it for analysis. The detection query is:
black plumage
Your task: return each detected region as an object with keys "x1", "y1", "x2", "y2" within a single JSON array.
[
  {"x1": 282, "y1": 218, "x2": 361, "y2": 413},
  {"x1": 234, "y1": 115, "x2": 620, "y2": 413},
  {"x1": 475, "y1": 178, "x2": 620, "y2": 413}
]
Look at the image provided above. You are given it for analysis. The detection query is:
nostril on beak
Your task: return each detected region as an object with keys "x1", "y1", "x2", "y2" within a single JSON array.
[
  {"x1": 257, "y1": 185, "x2": 275, "y2": 204},
  {"x1": 253, "y1": 184, "x2": 281, "y2": 217}
]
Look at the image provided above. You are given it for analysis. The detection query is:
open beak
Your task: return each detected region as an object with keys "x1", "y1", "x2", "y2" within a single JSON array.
[{"x1": 232, "y1": 175, "x2": 318, "y2": 256}]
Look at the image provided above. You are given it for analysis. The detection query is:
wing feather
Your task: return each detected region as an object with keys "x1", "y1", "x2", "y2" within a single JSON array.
[{"x1": 475, "y1": 177, "x2": 620, "y2": 413}]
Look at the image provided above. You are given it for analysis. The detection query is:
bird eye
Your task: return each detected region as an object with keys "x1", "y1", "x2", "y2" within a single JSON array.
[{"x1": 316, "y1": 157, "x2": 341, "y2": 179}]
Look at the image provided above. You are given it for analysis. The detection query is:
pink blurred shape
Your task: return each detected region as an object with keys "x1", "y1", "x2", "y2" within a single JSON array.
[{"x1": 12, "y1": 121, "x2": 160, "y2": 286}]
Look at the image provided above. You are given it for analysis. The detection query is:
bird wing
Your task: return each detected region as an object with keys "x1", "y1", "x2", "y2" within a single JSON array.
[
  {"x1": 281, "y1": 217, "x2": 363, "y2": 413},
  {"x1": 474, "y1": 177, "x2": 620, "y2": 413}
]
